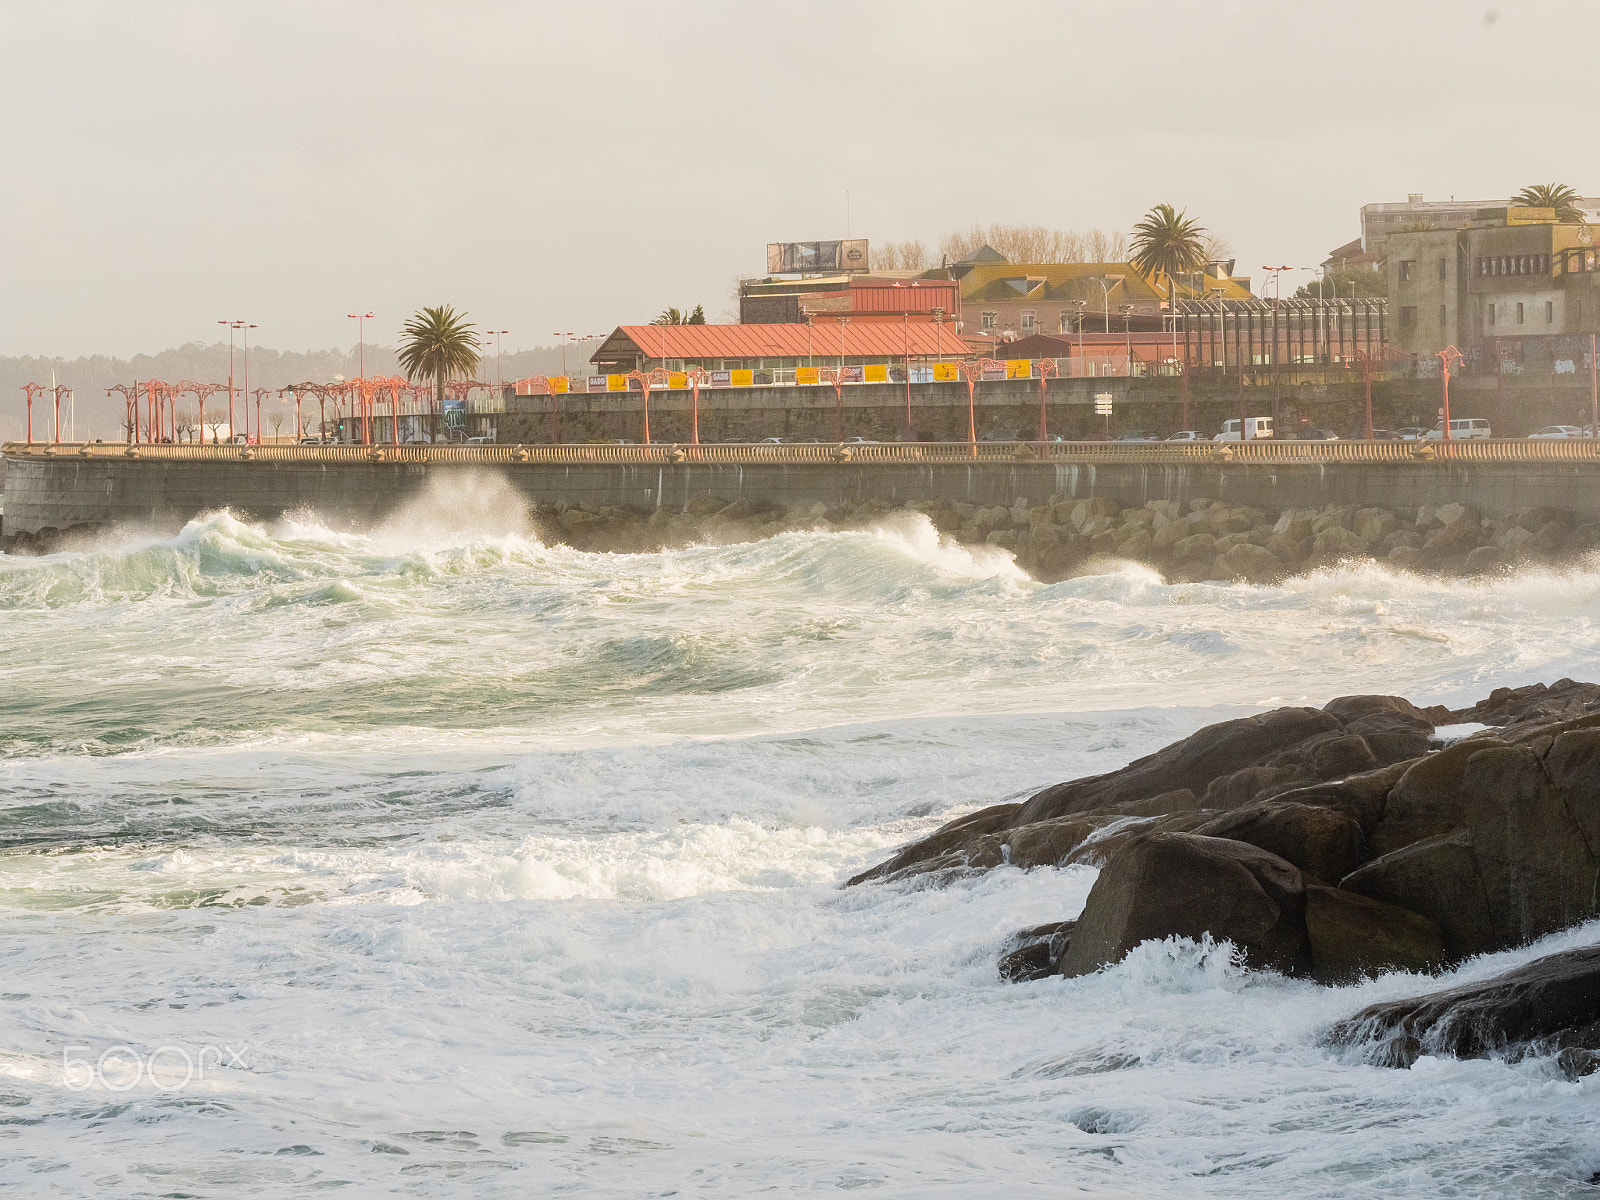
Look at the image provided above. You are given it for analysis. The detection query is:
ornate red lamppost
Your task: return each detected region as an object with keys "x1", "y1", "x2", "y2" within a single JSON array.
[
  {"x1": 251, "y1": 388, "x2": 268, "y2": 443},
  {"x1": 1436, "y1": 346, "x2": 1465, "y2": 442},
  {"x1": 106, "y1": 384, "x2": 139, "y2": 442},
  {"x1": 179, "y1": 380, "x2": 225, "y2": 443},
  {"x1": 19, "y1": 383, "x2": 45, "y2": 442},
  {"x1": 51, "y1": 384, "x2": 71, "y2": 443},
  {"x1": 625, "y1": 367, "x2": 671, "y2": 444},
  {"x1": 1035, "y1": 357, "x2": 1059, "y2": 442},
  {"x1": 686, "y1": 367, "x2": 709, "y2": 445}
]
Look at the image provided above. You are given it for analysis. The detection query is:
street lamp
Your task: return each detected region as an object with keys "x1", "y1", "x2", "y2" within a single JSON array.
[
  {"x1": 483, "y1": 329, "x2": 509, "y2": 393},
  {"x1": 1118, "y1": 303, "x2": 1134, "y2": 375},
  {"x1": 241, "y1": 323, "x2": 258, "y2": 442},
  {"x1": 219, "y1": 320, "x2": 245, "y2": 439}
]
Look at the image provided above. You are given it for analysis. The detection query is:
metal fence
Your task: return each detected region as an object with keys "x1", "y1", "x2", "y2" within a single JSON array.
[{"x1": 8, "y1": 439, "x2": 1600, "y2": 465}]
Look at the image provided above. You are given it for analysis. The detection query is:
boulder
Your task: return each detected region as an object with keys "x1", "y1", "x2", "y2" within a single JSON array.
[
  {"x1": 1002, "y1": 815, "x2": 1115, "y2": 869},
  {"x1": 998, "y1": 921, "x2": 1076, "y2": 982},
  {"x1": 1061, "y1": 811, "x2": 1214, "y2": 868},
  {"x1": 1447, "y1": 679, "x2": 1600, "y2": 731},
  {"x1": 846, "y1": 802, "x2": 1020, "y2": 886},
  {"x1": 1014, "y1": 706, "x2": 1343, "y2": 826},
  {"x1": 1199, "y1": 765, "x2": 1308, "y2": 809},
  {"x1": 1304, "y1": 885, "x2": 1445, "y2": 983},
  {"x1": 1463, "y1": 546, "x2": 1509, "y2": 575},
  {"x1": 1059, "y1": 833, "x2": 1311, "y2": 977},
  {"x1": 1194, "y1": 801, "x2": 1365, "y2": 883},
  {"x1": 1266, "y1": 760, "x2": 1414, "y2": 835},
  {"x1": 1312, "y1": 525, "x2": 1368, "y2": 558},
  {"x1": 1340, "y1": 829, "x2": 1494, "y2": 959},
  {"x1": 1216, "y1": 542, "x2": 1285, "y2": 583},
  {"x1": 1327, "y1": 945, "x2": 1600, "y2": 1060}
]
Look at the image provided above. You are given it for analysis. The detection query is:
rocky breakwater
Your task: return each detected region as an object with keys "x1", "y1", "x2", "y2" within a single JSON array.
[
  {"x1": 849, "y1": 679, "x2": 1600, "y2": 1069},
  {"x1": 521, "y1": 496, "x2": 1600, "y2": 584}
]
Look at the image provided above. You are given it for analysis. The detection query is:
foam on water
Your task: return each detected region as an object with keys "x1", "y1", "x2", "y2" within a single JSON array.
[{"x1": 3, "y1": 498, "x2": 1600, "y2": 1196}]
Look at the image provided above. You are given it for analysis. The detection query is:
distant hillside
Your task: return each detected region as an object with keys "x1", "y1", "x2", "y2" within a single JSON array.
[{"x1": 0, "y1": 341, "x2": 586, "y2": 440}]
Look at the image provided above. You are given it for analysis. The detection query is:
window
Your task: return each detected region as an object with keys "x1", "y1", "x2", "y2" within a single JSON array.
[
  {"x1": 1439, "y1": 258, "x2": 1448, "y2": 281},
  {"x1": 1059, "y1": 309, "x2": 1074, "y2": 333},
  {"x1": 1398, "y1": 260, "x2": 1415, "y2": 282},
  {"x1": 1547, "y1": 300, "x2": 1555, "y2": 324},
  {"x1": 1440, "y1": 304, "x2": 1448, "y2": 328},
  {"x1": 980, "y1": 311, "x2": 997, "y2": 331},
  {"x1": 1517, "y1": 302, "x2": 1525, "y2": 325},
  {"x1": 1020, "y1": 310, "x2": 1037, "y2": 334},
  {"x1": 1399, "y1": 306, "x2": 1418, "y2": 330},
  {"x1": 1487, "y1": 301, "x2": 1496, "y2": 326}
]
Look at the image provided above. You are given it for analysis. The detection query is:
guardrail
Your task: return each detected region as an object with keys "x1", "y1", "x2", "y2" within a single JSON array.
[{"x1": 6, "y1": 439, "x2": 1600, "y2": 465}]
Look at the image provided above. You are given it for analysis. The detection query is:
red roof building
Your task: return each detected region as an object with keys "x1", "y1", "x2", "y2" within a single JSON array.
[{"x1": 592, "y1": 322, "x2": 972, "y2": 372}]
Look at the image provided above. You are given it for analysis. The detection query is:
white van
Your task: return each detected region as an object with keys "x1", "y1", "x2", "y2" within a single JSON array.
[
  {"x1": 1214, "y1": 416, "x2": 1274, "y2": 442},
  {"x1": 1425, "y1": 418, "x2": 1491, "y2": 440}
]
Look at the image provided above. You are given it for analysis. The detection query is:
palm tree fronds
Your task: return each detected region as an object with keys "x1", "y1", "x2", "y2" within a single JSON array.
[{"x1": 1510, "y1": 183, "x2": 1585, "y2": 223}]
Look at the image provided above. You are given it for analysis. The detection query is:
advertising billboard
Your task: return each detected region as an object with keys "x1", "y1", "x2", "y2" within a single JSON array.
[
  {"x1": 794, "y1": 366, "x2": 820, "y2": 386},
  {"x1": 766, "y1": 239, "x2": 870, "y2": 274},
  {"x1": 443, "y1": 399, "x2": 465, "y2": 430},
  {"x1": 932, "y1": 362, "x2": 960, "y2": 382}
]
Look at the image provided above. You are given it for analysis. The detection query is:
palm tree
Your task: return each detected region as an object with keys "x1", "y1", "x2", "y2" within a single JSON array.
[
  {"x1": 397, "y1": 305, "x2": 480, "y2": 411},
  {"x1": 1510, "y1": 183, "x2": 1585, "y2": 222},
  {"x1": 1129, "y1": 203, "x2": 1209, "y2": 302},
  {"x1": 651, "y1": 307, "x2": 685, "y2": 326}
]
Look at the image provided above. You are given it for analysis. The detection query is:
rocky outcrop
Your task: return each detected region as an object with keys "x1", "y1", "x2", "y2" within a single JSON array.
[
  {"x1": 849, "y1": 680, "x2": 1600, "y2": 989},
  {"x1": 1328, "y1": 946, "x2": 1600, "y2": 1062}
]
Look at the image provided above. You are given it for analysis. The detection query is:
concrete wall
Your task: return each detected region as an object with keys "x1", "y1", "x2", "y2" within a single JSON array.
[{"x1": 9, "y1": 452, "x2": 1600, "y2": 537}]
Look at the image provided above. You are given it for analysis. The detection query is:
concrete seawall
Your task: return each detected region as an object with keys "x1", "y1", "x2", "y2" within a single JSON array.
[{"x1": 8, "y1": 450, "x2": 1600, "y2": 537}]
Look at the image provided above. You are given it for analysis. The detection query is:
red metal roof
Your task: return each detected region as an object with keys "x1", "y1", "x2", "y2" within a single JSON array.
[{"x1": 599, "y1": 323, "x2": 970, "y2": 362}]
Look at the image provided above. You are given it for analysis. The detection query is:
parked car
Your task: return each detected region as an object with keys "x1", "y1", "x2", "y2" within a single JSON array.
[
  {"x1": 1530, "y1": 425, "x2": 1584, "y2": 440},
  {"x1": 842, "y1": 436, "x2": 879, "y2": 444},
  {"x1": 466, "y1": 435, "x2": 495, "y2": 444},
  {"x1": 1369, "y1": 429, "x2": 1403, "y2": 440},
  {"x1": 1424, "y1": 418, "x2": 1492, "y2": 440},
  {"x1": 1297, "y1": 428, "x2": 1339, "y2": 441},
  {"x1": 757, "y1": 437, "x2": 786, "y2": 444},
  {"x1": 1166, "y1": 430, "x2": 1205, "y2": 442},
  {"x1": 981, "y1": 428, "x2": 1021, "y2": 442},
  {"x1": 1395, "y1": 427, "x2": 1425, "y2": 440},
  {"x1": 1114, "y1": 429, "x2": 1162, "y2": 442}
]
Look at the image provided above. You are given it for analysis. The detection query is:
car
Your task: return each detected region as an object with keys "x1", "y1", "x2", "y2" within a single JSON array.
[
  {"x1": 1369, "y1": 429, "x2": 1403, "y2": 440},
  {"x1": 981, "y1": 428, "x2": 1020, "y2": 442},
  {"x1": 1166, "y1": 430, "x2": 1205, "y2": 442},
  {"x1": 466, "y1": 435, "x2": 495, "y2": 445},
  {"x1": 1395, "y1": 427, "x2": 1425, "y2": 441},
  {"x1": 842, "y1": 436, "x2": 878, "y2": 444},
  {"x1": 1297, "y1": 428, "x2": 1340, "y2": 441},
  {"x1": 1530, "y1": 425, "x2": 1584, "y2": 440},
  {"x1": 1425, "y1": 418, "x2": 1491, "y2": 440},
  {"x1": 757, "y1": 437, "x2": 786, "y2": 444},
  {"x1": 1214, "y1": 417, "x2": 1274, "y2": 442},
  {"x1": 1114, "y1": 429, "x2": 1161, "y2": 442}
]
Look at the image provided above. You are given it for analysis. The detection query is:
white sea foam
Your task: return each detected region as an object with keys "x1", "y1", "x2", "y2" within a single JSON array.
[{"x1": 3, "y1": 512, "x2": 1600, "y2": 1195}]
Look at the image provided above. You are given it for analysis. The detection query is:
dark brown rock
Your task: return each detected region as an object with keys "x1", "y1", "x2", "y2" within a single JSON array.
[
  {"x1": 1327, "y1": 945, "x2": 1600, "y2": 1059},
  {"x1": 1448, "y1": 678, "x2": 1600, "y2": 732},
  {"x1": 1323, "y1": 694, "x2": 1435, "y2": 727},
  {"x1": 1310, "y1": 734, "x2": 1381, "y2": 778},
  {"x1": 1340, "y1": 830, "x2": 1494, "y2": 960},
  {"x1": 1002, "y1": 816, "x2": 1115, "y2": 870},
  {"x1": 846, "y1": 802, "x2": 1019, "y2": 886},
  {"x1": 1194, "y1": 802, "x2": 1365, "y2": 884},
  {"x1": 998, "y1": 920, "x2": 1075, "y2": 982},
  {"x1": 1370, "y1": 738, "x2": 1502, "y2": 855},
  {"x1": 1304, "y1": 884, "x2": 1445, "y2": 983},
  {"x1": 1013, "y1": 707, "x2": 1343, "y2": 826},
  {"x1": 1058, "y1": 833, "x2": 1311, "y2": 978},
  {"x1": 1061, "y1": 811, "x2": 1215, "y2": 868},
  {"x1": 1267, "y1": 760, "x2": 1413, "y2": 835}
]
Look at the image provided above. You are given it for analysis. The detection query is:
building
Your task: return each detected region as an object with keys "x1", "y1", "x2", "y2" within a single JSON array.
[
  {"x1": 952, "y1": 257, "x2": 1254, "y2": 344},
  {"x1": 739, "y1": 273, "x2": 958, "y2": 326},
  {"x1": 1362, "y1": 192, "x2": 1600, "y2": 258},
  {"x1": 589, "y1": 322, "x2": 971, "y2": 381},
  {"x1": 1384, "y1": 210, "x2": 1600, "y2": 364}
]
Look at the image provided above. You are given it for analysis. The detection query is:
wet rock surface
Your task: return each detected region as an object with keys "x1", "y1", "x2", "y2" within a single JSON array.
[{"x1": 850, "y1": 680, "x2": 1600, "y2": 1002}]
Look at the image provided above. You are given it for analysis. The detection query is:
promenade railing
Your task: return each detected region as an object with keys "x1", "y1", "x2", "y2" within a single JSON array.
[{"x1": 8, "y1": 439, "x2": 1600, "y2": 465}]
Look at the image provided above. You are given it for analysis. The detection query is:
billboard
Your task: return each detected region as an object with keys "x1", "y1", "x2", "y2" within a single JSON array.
[
  {"x1": 443, "y1": 399, "x2": 465, "y2": 430},
  {"x1": 766, "y1": 239, "x2": 870, "y2": 274},
  {"x1": 794, "y1": 366, "x2": 820, "y2": 386}
]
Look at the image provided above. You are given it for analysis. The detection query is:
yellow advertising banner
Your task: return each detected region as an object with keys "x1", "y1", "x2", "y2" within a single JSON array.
[
  {"x1": 864, "y1": 363, "x2": 889, "y2": 383},
  {"x1": 668, "y1": 373, "x2": 688, "y2": 389},
  {"x1": 794, "y1": 366, "x2": 820, "y2": 386},
  {"x1": 549, "y1": 376, "x2": 569, "y2": 394},
  {"x1": 606, "y1": 374, "x2": 628, "y2": 392},
  {"x1": 730, "y1": 369, "x2": 754, "y2": 387},
  {"x1": 1005, "y1": 359, "x2": 1033, "y2": 379},
  {"x1": 933, "y1": 362, "x2": 960, "y2": 382}
]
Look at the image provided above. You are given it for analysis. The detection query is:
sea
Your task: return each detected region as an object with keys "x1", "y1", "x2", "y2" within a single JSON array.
[{"x1": 2, "y1": 476, "x2": 1598, "y2": 1197}]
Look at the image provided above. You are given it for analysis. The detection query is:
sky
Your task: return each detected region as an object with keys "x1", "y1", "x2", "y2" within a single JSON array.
[{"x1": 2, "y1": 0, "x2": 1595, "y2": 360}]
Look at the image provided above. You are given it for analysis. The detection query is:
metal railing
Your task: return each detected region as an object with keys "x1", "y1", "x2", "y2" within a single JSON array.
[{"x1": 6, "y1": 439, "x2": 1600, "y2": 465}]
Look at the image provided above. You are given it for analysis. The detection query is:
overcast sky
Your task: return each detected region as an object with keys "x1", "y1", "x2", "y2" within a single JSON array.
[{"x1": 3, "y1": 0, "x2": 1594, "y2": 359}]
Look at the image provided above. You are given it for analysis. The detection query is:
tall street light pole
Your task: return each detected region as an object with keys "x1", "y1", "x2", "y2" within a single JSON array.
[
  {"x1": 220, "y1": 320, "x2": 244, "y2": 437},
  {"x1": 241, "y1": 323, "x2": 258, "y2": 442},
  {"x1": 484, "y1": 329, "x2": 509, "y2": 394}
]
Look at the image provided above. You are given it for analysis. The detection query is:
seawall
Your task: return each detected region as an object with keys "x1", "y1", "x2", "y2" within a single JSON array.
[{"x1": 8, "y1": 444, "x2": 1600, "y2": 537}]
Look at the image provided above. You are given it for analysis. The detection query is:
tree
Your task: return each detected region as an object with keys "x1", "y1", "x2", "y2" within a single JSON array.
[
  {"x1": 397, "y1": 305, "x2": 481, "y2": 411},
  {"x1": 1510, "y1": 183, "x2": 1585, "y2": 222},
  {"x1": 268, "y1": 410, "x2": 286, "y2": 439},
  {"x1": 651, "y1": 305, "x2": 707, "y2": 325},
  {"x1": 1291, "y1": 268, "x2": 1387, "y2": 301},
  {"x1": 937, "y1": 223, "x2": 1127, "y2": 265},
  {"x1": 1129, "y1": 204, "x2": 1208, "y2": 299},
  {"x1": 875, "y1": 239, "x2": 932, "y2": 270}
]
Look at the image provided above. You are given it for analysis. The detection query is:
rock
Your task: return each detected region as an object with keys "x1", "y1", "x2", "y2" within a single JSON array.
[
  {"x1": 1370, "y1": 1034, "x2": 1423, "y2": 1068},
  {"x1": 1058, "y1": 833, "x2": 1311, "y2": 978},
  {"x1": 1266, "y1": 531, "x2": 1308, "y2": 564},
  {"x1": 1435, "y1": 502, "x2": 1476, "y2": 528},
  {"x1": 1310, "y1": 733, "x2": 1381, "y2": 778},
  {"x1": 1312, "y1": 525, "x2": 1368, "y2": 558},
  {"x1": 1216, "y1": 542, "x2": 1284, "y2": 583},
  {"x1": 1002, "y1": 816, "x2": 1115, "y2": 869},
  {"x1": 1387, "y1": 546, "x2": 1421, "y2": 571},
  {"x1": 846, "y1": 802, "x2": 1020, "y2": 886},
  {"x1": 1556, "y1": 1047, "x2": 1600, "y2": 1081},
  {"x1": 1304, "y1": 884, "x2": 1445, "y2": 982},
  {"x1": 1340, "y1": 830, "x2": 1493, "y2": 960},
  {"x1": 1061, "y1": 811, "x2": 1214, "y2": 867},
  {"x1": 1327, "y1": 945, "x2": 1600, "y2": 1060},
  {"x1": 1266, "y1": 760, "x2": 1413, "y2": 834},
  {"x1": 1354, "y1": 509, "x2": 1398, "y2": 544},
  {"x1": 686, "y1": 496, "x2": 729, "y2": 516},
  {"x1": 1463, "y1": 546, "x2": 1508, "y2": 575},
  {"x1": 1199, "y1": 765, "x2": 1307, "y2": 809},
  {"x1": 1370, "y1": 737, "x2": 1500, "y2": 854},
  {"x1": 1014, "y1": 706, "x2": 1343, "y2": 826},
  {"x1": 1273, "y1": 512, "x2": 1315, "y2": 541},
  {"x1": 1070, "y1": 497, "x2": 1119, "y2": 531},
  {"x1": 985, "y1": 529, "x2": 1018, "y2": 550},
  {"x1": 999, "y1": 921, "x2": 1076, "y2": 982},
  {"x1": 1448, "y1": 679, "x2": 1600, "y2": 730},
  {"x1": 1173, "y1": 532, "x2": 1217, "y2": 560},
  {"x1": 1323, "y1": 694, "x2": 1435, "y2": 727},
  {"x1": 1194, "y1": 802, "x2": 1366, "y2": 883},
  {"x1": 1115, "y1": 529, "x2": 1155, "y2": 559},
  {"x1": 1095, "y1": 788, "x2": 1202, "y2": 819}
]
